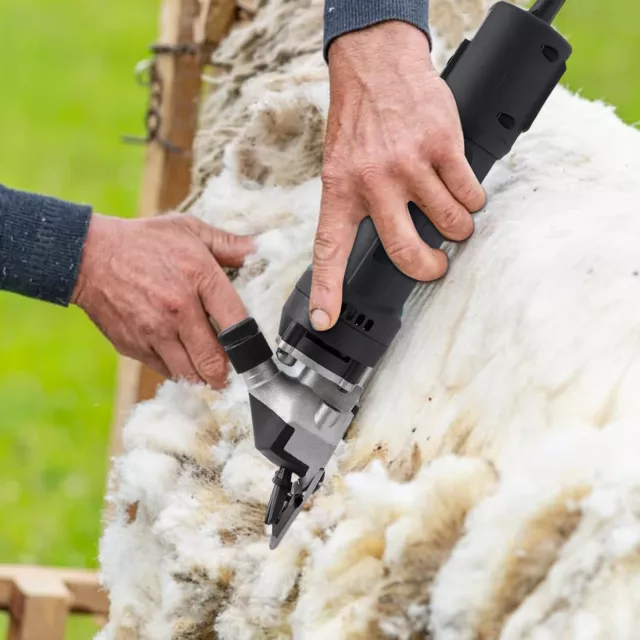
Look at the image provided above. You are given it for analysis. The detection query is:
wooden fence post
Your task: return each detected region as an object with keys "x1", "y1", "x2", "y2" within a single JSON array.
[{"x1": 109, "y1": 0, "x2": 238, "y2": 460}]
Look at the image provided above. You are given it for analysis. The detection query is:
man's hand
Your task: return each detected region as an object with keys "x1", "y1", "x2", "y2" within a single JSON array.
[
  {"x1": 309, "y1": 21, "x2": 485, "y2": 331},
  {"x1": 71, "y1": 213, "x2": 254, "y2": 388}
]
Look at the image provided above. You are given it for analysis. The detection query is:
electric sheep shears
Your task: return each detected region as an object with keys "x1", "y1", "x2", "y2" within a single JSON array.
[{"x1": 218, "y1": 0, "x2": 573, "y2": 549}]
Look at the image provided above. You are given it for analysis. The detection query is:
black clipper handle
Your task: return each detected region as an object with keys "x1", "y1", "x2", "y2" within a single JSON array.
[
  {"x1": 275, "y1": 1, "x2": 572, "y2": 385},
  {"x1": 341, "y1": 2, "x2": 571, "y2": 311}
]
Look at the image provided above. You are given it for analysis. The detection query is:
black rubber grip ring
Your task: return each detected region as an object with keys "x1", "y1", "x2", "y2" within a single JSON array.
[
  {"x1": 224, "y1": 329, "x2": 273, "y2": 374},
  {"x1": 218, "y1": 317, "x2": 260, "y2": 348}
]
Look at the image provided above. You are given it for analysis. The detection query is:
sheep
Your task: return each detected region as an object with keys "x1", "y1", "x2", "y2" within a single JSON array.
[{"x1": 96, "y1": 0, "x2": 640, "y2": 638}]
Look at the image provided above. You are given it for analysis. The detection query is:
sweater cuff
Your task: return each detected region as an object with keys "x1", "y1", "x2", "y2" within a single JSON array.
[
  {"x1": 0, "y1": 185, "x2": 92, "y2": 306},
  {"x1": 323, "y1": 0, "x2": 431, "y2": 60}
]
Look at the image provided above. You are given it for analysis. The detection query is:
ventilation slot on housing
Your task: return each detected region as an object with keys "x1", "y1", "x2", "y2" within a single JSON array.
[
  {"x1": 541, "y1": 44, "x2": 559, "y2": 62},
  {"x1": 497, "y1": 113, "x2": 516, "y2": 130},
  {"x1": 340, "y1": 305, "x2": 374, "y2": 332}
]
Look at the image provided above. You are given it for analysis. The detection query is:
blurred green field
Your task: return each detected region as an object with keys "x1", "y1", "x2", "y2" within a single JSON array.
[
  {"x1": 0, "y1": 0, "x2": 637, "y2": 638},
  {"x1": 553, "y1": 0, "x2": 640, "y2": 125},
  {"x1": 0, "y1": 0, "x2": 155, "y2": 637}
]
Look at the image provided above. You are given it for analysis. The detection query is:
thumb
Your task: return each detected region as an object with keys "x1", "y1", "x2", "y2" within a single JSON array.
[{"x1": 205, "y1": 227, "x2": 256, "y2": 268}]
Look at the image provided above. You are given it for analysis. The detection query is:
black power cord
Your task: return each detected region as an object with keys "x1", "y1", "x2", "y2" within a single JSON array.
[{"x1": 530, "y1": 0, "x2": 566, "y2": 24}]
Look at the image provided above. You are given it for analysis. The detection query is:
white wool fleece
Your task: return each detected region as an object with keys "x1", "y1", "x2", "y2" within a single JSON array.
[{"x1": 97, "y1": 0, "x2": 640, "y2": 638}]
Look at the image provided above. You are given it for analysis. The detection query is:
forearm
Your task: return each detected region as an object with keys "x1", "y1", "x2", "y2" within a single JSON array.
[
  {"x1": 323, "y1": 0, "x2": 431, "y2": 59},
  {"x1": 0, "y1": 184, "x2": 92, "y2": 306}
]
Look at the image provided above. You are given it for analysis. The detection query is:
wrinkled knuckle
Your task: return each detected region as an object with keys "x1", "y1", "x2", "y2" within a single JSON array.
[
  {"x1": 437, "y1": 205, "x2": 468, "y2": 238},
  {"x1": 313, "y1": 229, "x2": 339, "y2": 265},
  {"x1": 385, "y1": 239, "x2": 419, "y2": 270},
  {"x1": 199, "y1": 268, "x2": 222, "y2": 294},
  {"x1": 358, "y1": 162, "x2": 387, "y2": 192},
  {"x1": 321, "y1": 163, "x2": 344, "y2": 193},
  {"x1": 311, "y1": 263, "x2": 339, "y2": 302},
  {"x1": 197, "y1": 352, "x2": 225, "y2": 383},
  {"x1": 213, "y1": 228, "x2": 233, "y2": 248},
  {"x1": 436, "y1": 205, "x2": 461, "y2": 234},
  {"x1": 311, "y1": 273, "x2": 334, "y2": 298}
]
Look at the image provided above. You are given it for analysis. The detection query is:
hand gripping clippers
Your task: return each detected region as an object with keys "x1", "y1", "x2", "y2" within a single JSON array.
[{"x1": 218, "y1": 0, "x2": 572, "y2": 549}]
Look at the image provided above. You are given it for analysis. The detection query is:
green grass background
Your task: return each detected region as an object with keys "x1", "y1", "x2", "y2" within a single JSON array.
[
  {"x1": 0, "y1": 1, "x2": 156, "y2": 637},
  {"x1": 0, "y1": 1, "x2": 636, "y2": 638}
]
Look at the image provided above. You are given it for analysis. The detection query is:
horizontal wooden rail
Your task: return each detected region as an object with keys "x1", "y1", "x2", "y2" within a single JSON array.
[{"x1": 0, "y1": 566, "x2": 107, "y2": 640}]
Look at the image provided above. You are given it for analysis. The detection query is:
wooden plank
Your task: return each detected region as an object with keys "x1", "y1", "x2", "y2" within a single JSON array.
[
  {"x1": 0, "y1": 566, "x2": 108, "y2": 616},
  {"x1": 109, "y1": 0, "x2": 239, "y2": 464},
  {"x1": 7, "y1": 572, "x2": 70, "y2": 640}
]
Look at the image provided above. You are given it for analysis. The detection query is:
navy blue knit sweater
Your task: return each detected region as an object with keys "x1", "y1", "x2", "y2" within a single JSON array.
[{"x1": 0, "y1": 1, "x2": 430, "y2": 306}]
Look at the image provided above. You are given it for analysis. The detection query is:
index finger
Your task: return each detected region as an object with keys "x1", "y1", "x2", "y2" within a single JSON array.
[
  {"x1": 179, "y1": 303, "x2": 230, "y2": 388},
  {"x1": 198, "y1": 259, "x2": 248, "y2": 332},
  {"x1": 309, "y1": 182, "x2": 360, "y2": 331}
]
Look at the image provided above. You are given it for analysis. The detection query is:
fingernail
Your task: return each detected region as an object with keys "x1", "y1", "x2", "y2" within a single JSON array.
[{"x1": 310, "y1": 309, "x2": 330, "y2": 331}]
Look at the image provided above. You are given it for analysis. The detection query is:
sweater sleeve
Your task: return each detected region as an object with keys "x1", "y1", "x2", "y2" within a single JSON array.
[
  {"x1": 0, "y1": 184, "x2": 92, "y2": 306},
  {"x1": 323, "y1": 0, "x2": 431, "y2": 60}
]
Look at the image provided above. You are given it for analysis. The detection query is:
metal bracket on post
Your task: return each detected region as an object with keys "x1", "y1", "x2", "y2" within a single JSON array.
[{"x1": 122, "y1": 42, "x2": 200, "y2": 153}]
